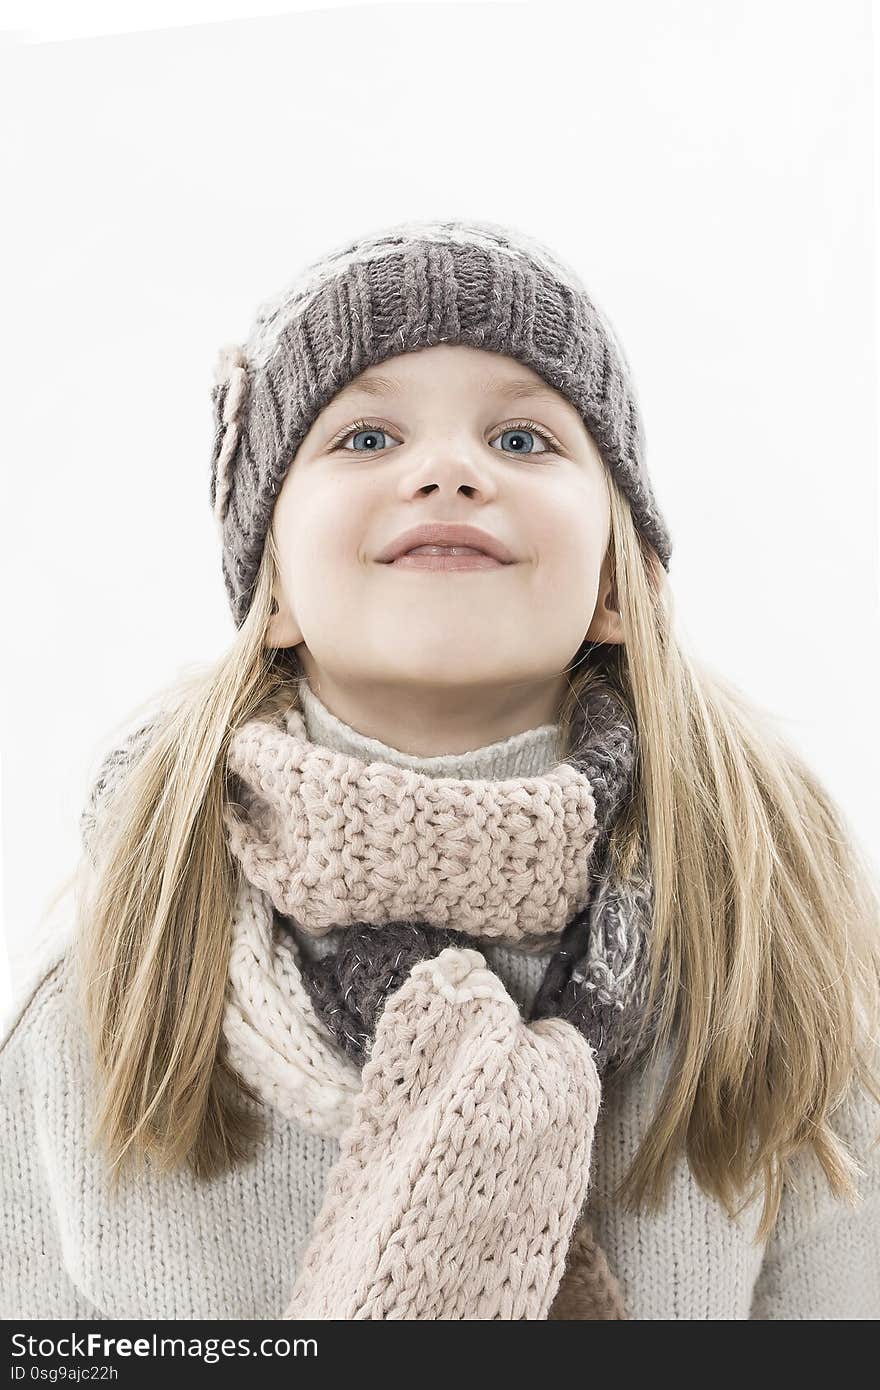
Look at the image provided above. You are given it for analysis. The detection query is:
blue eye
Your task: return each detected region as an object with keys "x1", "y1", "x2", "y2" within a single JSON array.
[
  {"x1": 328, "y1": 417, "x2": 559, "y2": 456},
  {"x1": 332, "y1": 420, "x2": 400, "y2": 453},
  {"x1": 490, "y1": 423, "x2": 554, "y2": 455}
]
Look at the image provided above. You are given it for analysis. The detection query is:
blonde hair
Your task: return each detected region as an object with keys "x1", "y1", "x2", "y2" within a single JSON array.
[{"x1": 71, "y1": 491, "x2": 880, "y2": 1239}]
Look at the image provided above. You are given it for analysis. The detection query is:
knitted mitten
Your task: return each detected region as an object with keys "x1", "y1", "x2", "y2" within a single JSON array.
[{"x1": 282, "y1": 946, "x2": 602, "y2": 1320}]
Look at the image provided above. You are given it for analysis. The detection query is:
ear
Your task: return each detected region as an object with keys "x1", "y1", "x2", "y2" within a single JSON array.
[
  {"x1": 265, "y1": 590, "x2": 303, "y2": 649},
  {"x1": 584, "y1": 559, "x2": 624, "y2": 645}
]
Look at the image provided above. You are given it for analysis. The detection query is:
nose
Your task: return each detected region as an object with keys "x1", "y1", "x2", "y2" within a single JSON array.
[{"x1": 401, "y1": 434, "x2": 501, "y2": 501}]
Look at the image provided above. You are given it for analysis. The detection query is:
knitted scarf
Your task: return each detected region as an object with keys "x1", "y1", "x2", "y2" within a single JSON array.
[{"x1": 220, "y1": 683, "x2": 660, "y2": 1320}]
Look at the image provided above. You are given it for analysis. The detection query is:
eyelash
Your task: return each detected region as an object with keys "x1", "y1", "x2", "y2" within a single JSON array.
[{"x1": 326, "y1": 416, "x2": 562, "y2": 457}]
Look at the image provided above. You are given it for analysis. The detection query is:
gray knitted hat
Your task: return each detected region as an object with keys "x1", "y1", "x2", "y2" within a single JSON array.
[{"x1": 210, "y1": 217, "x2": 673, "y2": 628}]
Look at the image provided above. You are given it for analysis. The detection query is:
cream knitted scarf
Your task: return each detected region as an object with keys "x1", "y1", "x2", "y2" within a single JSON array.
[{"x1": 220, "y1": 684, "x2": 658, "y2": 1320}]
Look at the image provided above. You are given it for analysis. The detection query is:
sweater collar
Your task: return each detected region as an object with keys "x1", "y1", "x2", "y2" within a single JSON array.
[{"x1": 295, "y1": 676, "x2": 564, "y2": 781}]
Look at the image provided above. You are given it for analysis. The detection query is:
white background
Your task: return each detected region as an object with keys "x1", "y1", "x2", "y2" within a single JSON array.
[{"x1": 2, "y1": 0, "x2": 878, "y2": 1013}]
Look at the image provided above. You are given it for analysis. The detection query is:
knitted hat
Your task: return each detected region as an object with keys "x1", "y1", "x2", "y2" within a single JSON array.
[{"x1": 210, "y1": 217, "x2": 673, "y2": 628}]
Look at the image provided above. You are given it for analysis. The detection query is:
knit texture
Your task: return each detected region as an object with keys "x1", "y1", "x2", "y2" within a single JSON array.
[
  {"x1": 222, "y1": 703, "x2": 599, "y2": 945},
  {"x1": 219, "y1": 678, "x2": 644, "y2": 1317},
  {"x1": 5, "y1": 927, "x2": 879, "y2": 1319},
  {"x1": 291, "y1": 674, "x2": 565, "y2": 1014},
  {"x1": 219, "y1": 679, "x2": 653, "y2": 1123},
  {"x1": 209, "y1": 217, "x2": 673, "y2": 627},
  {"x1": 548, "y1": 1219, "x2": 628, "y2": 1320},
  {"x1": 283, "y1": 948, "x2": 601, "y2": 1319},
  {"x1": 2, "y1": 694, "x2": 879, "y2": 1318}
]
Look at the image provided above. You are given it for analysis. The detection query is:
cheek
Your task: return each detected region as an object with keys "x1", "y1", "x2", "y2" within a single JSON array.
[
  {"x1": 524, "y1": 485, "x2": 607, "y2": 612},
  {"x1": 273, "y1": 482, "x2": 374, "y2": 633},
  {"x1": 530, "y1": 484, "x2": 606, "y2": 562},
  {"x1": 278, "y1": 479, "x2": 368, "y2": 573}
]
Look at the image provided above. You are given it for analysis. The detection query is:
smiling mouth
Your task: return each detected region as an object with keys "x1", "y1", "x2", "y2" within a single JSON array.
[{"x1": 382, "y1": 543, "x2": 512, "y2": 571}]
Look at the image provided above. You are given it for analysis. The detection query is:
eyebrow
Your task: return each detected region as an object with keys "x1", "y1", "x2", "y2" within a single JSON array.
[{"x1": 328, "y1": 372, "x2": 563, "y2": 408}]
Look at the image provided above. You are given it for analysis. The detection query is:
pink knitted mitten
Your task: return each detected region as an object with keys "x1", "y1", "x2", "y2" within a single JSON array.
[{"x1": 283, "y1": 946, "x2": 602, "y2": 1320}]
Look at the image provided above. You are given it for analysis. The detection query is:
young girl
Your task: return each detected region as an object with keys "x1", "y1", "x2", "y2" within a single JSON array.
[{"x1": 2, "y1": 217, "x2": 878, "y2": 1320}]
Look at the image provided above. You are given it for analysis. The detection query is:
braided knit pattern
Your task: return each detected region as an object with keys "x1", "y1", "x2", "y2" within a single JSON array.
[
  {"x1": 211, "y1": 344, "x2": 249, "y2": 528},
  {"x1": 223, "y1": 705, "x2": 599, "y2": 943},
  {"x1": 282, "y1": 947, "x2": 602, "y2": 1320},
  {"x1": 209, "y1": 217, "x2": 673, "y2": 628}
]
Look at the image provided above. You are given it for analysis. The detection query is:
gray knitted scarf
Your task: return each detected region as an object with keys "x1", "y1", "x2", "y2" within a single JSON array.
[{"x1": 219, "y1": 680, "x2": 663, "y2": 1319}]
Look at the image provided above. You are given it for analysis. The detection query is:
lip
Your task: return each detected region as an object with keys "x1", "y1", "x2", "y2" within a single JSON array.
[
  {"x1": 375, "y1": 522, "x2": 517, "y2": 565},
  {"x1": 387, "y1": 552, "x2": 505, "y2": 571}
]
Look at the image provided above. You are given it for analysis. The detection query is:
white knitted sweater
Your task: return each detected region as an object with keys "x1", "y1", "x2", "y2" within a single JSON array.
[{"x1": 2, "y1": 684, "x2": 879, "y2": 1320}]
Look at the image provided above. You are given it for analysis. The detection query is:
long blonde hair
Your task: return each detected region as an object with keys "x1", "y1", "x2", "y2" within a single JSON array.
[{"x1": 71, "y1": 488, "x2": 880, "y2": 1239}]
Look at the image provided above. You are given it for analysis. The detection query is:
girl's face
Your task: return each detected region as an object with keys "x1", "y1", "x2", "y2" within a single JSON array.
[{"x1": 267, "y1": 344, "x2": 622, "y2": 740}]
